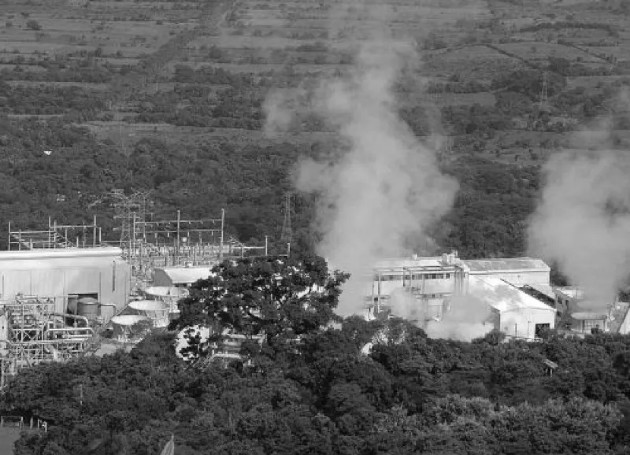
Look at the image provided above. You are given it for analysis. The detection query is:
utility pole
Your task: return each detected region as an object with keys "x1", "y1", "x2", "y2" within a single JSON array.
[
  {"x1": 219, "y1": 209, "x2": 225, "y2": 261},
  {"x1": 280, "y1": 193, "x2": 293, "y2": 245}
]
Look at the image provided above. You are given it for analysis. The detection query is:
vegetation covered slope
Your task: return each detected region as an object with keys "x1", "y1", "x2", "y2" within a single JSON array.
[{"x1": 0, "y1": 0, "x2": 629, "y2": 258}]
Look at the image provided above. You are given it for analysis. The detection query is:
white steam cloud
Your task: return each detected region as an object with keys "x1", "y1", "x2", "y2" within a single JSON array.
[
  {"x1": 426, "y1": 294, "x2": 495, "y2": 341},
  {"x1": 528, "y1": 150, "x2": 630, "y2": 312},
  {"x1": 263, "y1": 2, "x2": 459, "y2": 315},
  {"x1": 293, "y1": 41, "x2": 457, "y2": 315}
]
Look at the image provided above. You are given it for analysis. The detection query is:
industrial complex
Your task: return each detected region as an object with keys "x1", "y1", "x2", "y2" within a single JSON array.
[
  {"x1": 0, "y1": 204, "x2": 268, "y2": 388},
  {"x1": 365, "y1": 252, "x2": 630, "y2": 341},
  {"x1": 0, "y1": 203, "x2": 628, "y2": 387}
]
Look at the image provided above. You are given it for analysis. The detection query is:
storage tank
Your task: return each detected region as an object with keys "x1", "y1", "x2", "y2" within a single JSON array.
[
  {"x1": 144, "y1": 286, "x2": 189, "y2": 313},
  {"x1": 77, "y1": 297, "x2": 100, "y2": 321},
  {"x1": 128, "y1": 300, "x2": 169, "y2": 328}
]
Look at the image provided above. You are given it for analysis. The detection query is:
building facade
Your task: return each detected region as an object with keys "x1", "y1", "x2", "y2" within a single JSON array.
[{"x1": 0, "y1": 247, "x2": 131, "y2": 319}]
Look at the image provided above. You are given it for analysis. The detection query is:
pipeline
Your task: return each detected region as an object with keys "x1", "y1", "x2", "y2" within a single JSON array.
[{"x1": 45, "y1": 327, "x2": 94, "y2": 339}]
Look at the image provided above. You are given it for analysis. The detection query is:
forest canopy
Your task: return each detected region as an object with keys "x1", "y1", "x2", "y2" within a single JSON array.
[{"x1": 1, "y1": 256, "x2": 630, "y2": 455}]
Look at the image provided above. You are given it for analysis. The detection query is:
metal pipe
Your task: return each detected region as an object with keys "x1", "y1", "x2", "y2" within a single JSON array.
[
  {"x1": 45, "y1": 327, "x2": 94, "y2": 337},
  {"x1": 4, "y1": 335, "x2": 92, "y2": 346},
  {"x1": 52, "y1": 313, "x2": 89, "y2": 327}
]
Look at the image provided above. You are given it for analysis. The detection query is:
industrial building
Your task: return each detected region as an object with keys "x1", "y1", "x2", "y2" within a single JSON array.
[
  {"x1": 553, "y1": 286, "x2": 630, "y2": 335},
  {"x1": 368, "y1": 252, "x2": 466, "y2": 319},
  {"x1": 469, "y1": 276, "x2": 556, "y2": 339},
  {"x1": 464, "y1": 258, "x2": 552, "y2": 292},
  {"x1": 365, "y1": 252, "x2": 557, "y2": 340},
  {"x1": 0, "y1": 247, "x2": 131, "y2": 318}
]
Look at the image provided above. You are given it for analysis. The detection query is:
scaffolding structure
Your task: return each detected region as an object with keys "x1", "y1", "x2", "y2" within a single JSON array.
[
  {"x1": 0, "y1": 295, "x2": 96, "y2": 389},
  {"x1": 8, "y1": 216, "x2": 102, "y2": 250}
]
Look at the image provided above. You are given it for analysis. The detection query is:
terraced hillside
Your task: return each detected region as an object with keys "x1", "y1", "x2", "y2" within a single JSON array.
[{"x1": 0, "y1": 0, "x2": 629, "y2": 256}]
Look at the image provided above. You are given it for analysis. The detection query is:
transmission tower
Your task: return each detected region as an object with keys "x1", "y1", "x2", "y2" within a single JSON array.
[
  {"x1": 280, "y1": 193, "x2": 293, "y2": 244},
  {"x1": 539, "y1": 71, "x2": 549, "y2": 111},
  {"x1": 89, "y1": 189, "x2": 152, "y2": 258}
]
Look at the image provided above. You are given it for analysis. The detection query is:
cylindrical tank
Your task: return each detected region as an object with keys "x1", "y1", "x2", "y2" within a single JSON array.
[{"x1": 77, "y1": 297, "x2": 100, "y2": 321}]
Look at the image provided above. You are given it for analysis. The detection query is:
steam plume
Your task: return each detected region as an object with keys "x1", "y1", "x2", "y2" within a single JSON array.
[
  {"x1": 263, "y1": 3, "x2": 459, "y2": 315},
  {"x1": 293, "y1": 41, "x2": 457, "y2": 315},
  {"x1": 528, "y1": 150, "x2": 630, "y2": 312}
]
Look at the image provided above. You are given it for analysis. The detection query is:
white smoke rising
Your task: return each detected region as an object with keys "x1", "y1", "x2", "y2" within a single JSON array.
[
  {"x1": 263, "y1": 2, "x2": 461, "y2": 315},
  {"x1": 292, "y1": 41, "x2": 457, "y2": 315},
  {"x1": 425, "y1": 294, "x2": 494, "y2": 341},
  {"x1": 528, "y1": 150, "x2": 630, "y2": 312}
]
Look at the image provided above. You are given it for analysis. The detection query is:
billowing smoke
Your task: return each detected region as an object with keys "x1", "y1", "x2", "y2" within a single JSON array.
[{"x1": 528, "y1": 150, "x2": 630, "y2": 312}]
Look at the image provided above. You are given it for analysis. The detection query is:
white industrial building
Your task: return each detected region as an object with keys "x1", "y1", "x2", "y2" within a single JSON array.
[
  {"x1": 0, "y1": 247, "x2": 131, "y2": 320},
  {"x1": 469, "y1": 276, "x2": 556, "y2": 339},
  {"x1": 365, "y1": 252, "x2": 556, "y2": 340},
  {"x1": 368, "y1": 252, "x2": 466, "y2": 319}
]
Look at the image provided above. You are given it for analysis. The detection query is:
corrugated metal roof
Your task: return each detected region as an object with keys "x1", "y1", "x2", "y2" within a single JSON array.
[
  {"x1": 463, "y1": 257, "x2": 550, "y2": 273},
  {"x1": 469, "y1": 276, "x2": 556, "y2": 313}
]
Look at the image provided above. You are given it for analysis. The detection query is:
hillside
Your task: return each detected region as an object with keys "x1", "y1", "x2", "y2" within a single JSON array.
[{"x1": 0, "y1": 0, "x2": 629, "y2": 257}]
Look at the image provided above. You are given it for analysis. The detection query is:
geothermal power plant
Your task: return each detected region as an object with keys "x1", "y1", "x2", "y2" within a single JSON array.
[
  {"x1": 364, "y1": 251, "x2": 630, "y2": 341},
  {"x1": 0, "y1": 206, "x2": 628, "y2": 389}
]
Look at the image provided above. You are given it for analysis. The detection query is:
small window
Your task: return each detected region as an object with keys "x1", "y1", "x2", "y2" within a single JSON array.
[{"x1": 445, "y1": 273, "x2": 451, "y2": 279}]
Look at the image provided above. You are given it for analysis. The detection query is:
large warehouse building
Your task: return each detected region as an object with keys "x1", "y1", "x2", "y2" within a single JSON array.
[{"x1": 0, "y1": 247, "x2": 131, "y2": 319}]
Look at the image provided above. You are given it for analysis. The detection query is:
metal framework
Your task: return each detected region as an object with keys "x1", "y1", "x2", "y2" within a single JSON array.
[
  {"x1": 8, "y1": 217, "x2": 102, "y2": 250},
  {"x1": 127, "y1": 209, "x2": 227, "y2": 281},
  {"x1": 0, "y1": 295, "x2": 96, "y2": 389}
]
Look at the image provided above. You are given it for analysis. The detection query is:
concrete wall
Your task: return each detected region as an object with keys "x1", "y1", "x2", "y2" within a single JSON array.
[{"x1": 0, "y1": 248, "x2": 131, "y2": 318}]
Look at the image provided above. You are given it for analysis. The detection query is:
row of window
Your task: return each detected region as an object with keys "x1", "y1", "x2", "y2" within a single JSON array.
[{"x1": 374, "y1": 273, "x2": 452, "y2": 281}]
